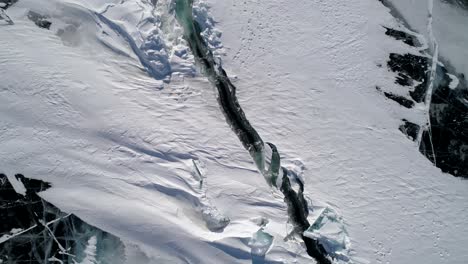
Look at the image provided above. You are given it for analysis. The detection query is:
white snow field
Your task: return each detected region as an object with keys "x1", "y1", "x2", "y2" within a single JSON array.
[{"x1": 1, "y1": 0, "x2": 467, "y2": 263}]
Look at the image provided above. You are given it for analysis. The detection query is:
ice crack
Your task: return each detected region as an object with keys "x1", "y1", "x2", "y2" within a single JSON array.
[{"x1": 174, "y1": 0, "x2": 349, "y2": 262}]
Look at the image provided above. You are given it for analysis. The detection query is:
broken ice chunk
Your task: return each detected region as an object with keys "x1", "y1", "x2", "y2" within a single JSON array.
[
  {"x1": 248, "y1": 228, "x2": 274, "y2": 256},
  {"x1": 201, "y1": 207, "x2": 230, "y2": 232},
  {"x1": 27, "y1": 11, "x2": 52, "y2": 29},
  {"x1": 447, "y1": 73, "x2": 459, "y2": 89},
  {"x1": 304, "y1": 207, "x2": 351, "y2": 262},
  {"x1": 0, "y1": 8, "x2": 14, "y2": 25}
]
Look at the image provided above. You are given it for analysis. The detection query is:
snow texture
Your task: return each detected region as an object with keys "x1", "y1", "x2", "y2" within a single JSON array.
[{"x1": 1, "y1": 0, "x2": 468, "y2": 263}]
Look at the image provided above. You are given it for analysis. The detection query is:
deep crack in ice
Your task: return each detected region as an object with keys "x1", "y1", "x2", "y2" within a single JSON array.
[{"x1": 175, "y1": 0, "x2": 336, "y2": 262}]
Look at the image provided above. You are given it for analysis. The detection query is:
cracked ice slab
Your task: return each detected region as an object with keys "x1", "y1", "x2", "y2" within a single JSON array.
[
  {"x1": 0, "y1": 174, "x2": 125, "y2": 263},
  {"x1": 305, "y1": 207, "x2": 351, "y2": 263},
  {"x1": 248, "y1": 228, "x2": 274, "y2": 256}
]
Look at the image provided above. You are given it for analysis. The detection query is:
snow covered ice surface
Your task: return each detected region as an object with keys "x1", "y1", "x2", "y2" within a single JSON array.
[{"x1": 1, "y1": 0, "x2": 468, "y2": 263}]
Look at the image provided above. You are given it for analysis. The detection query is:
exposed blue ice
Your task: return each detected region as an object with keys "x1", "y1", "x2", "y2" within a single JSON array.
[
  {"x1": 248, "y1": 228, "x2": 274, "y2": 257},
  {"x1": 305, "y1": 207, "x2": 351, "y2": 263}
]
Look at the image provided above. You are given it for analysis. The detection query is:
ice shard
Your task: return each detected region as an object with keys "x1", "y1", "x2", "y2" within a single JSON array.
[
  {"x1": 304, "y1": 207, "x2": 351, "y2": 263},
  {"x1": 248, "y1": 228, "x2": 274, "y2": 257}
]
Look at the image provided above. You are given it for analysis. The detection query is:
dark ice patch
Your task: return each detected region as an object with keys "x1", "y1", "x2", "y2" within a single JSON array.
[
  {"x1": 376, "y1": 86, "x2": 415, "y2": 108},
  {"x1": 423, "y1": 67, "x2": 468, "y2": 178},
  {"x1": 0, "y1": 0, "x2": 15, "y2": 25},
  {"x1": 399, "y1": 119, "x2": 420, "y2": 141},
  {"x1": 380, "y1": 87, "x2": 415, "y2": 108},
  {"x1": 0, "y1": 173, "x2": 126, "y2": 263},
  {"x1": 0, "y1": 0, "x2": 17, "y2": 9},
  {"x1": 387, "y1": 53, "x2": 468, "y2": 177},
  {"x1": 382, "y1": 23, "x2": 467, "y2": 178},
  {"x1": 441, "y1": 0, "x2": 468, "y2": 10},
  {"x1": 27, "y1": 11, "x2": 52, "y2": 30},
  {"x1": 0, "y1": 9, "x2": 13, "y2": 25},
  {"x1": 384, "y1": 26, "x2": 418, "y2": 47},
  {"x1": 387, "y1": 53, "x2": 429, "y2": 102},
  {"x1": 383, "y1": 92, "x2": 415, "y2": 108}
]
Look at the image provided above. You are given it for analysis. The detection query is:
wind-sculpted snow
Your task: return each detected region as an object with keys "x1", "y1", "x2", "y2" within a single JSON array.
[
  {"x1": 10, "y1": 0, "x2": 197, "y2": 83},
  {"x1": 95, "y1": 12, "x2": 171, "y2": 82}
]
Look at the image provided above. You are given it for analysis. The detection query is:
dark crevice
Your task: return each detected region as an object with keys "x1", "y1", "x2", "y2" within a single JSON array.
[
  {"x1": 280, "y1": 168, "x2": 309, "y2": 233},
  {"x1": 175, "y1": 0, "x2": 332, "y2": 262},
  {"x1": 280, "y1": 168, "x2": 332, "y2": 264}
]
